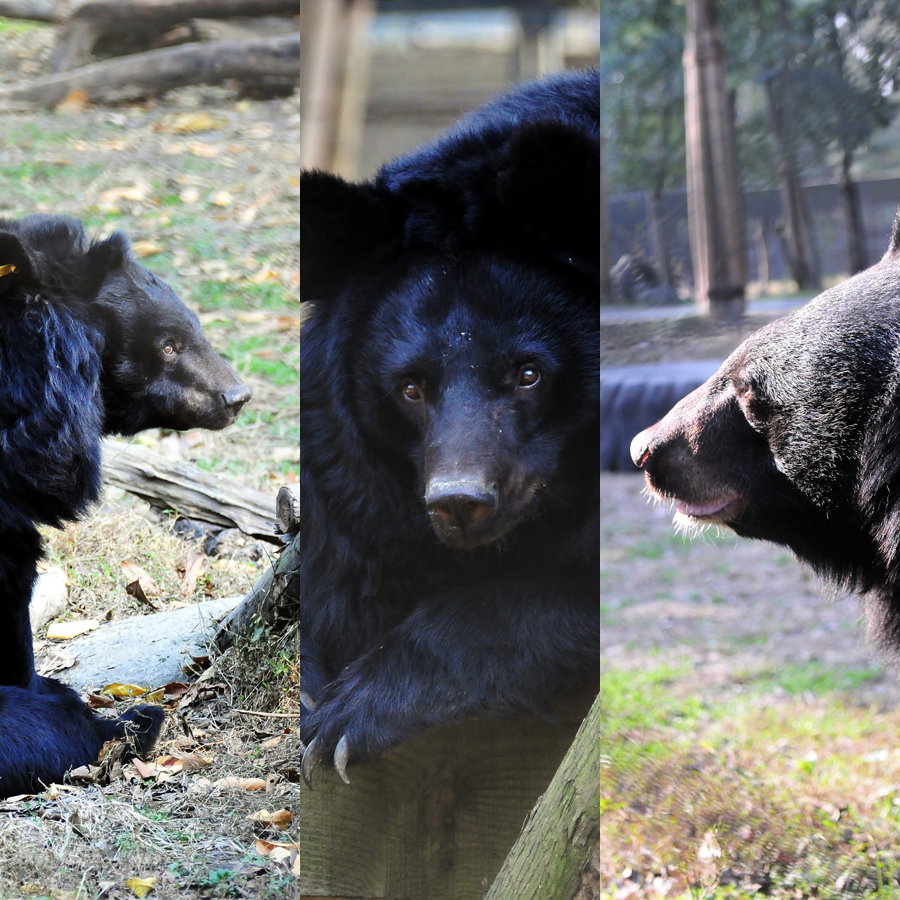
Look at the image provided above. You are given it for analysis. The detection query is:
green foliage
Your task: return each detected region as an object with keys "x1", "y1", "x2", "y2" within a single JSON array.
[{"x1": 600, "y1": 1, "x2": 687, "y2": 195}]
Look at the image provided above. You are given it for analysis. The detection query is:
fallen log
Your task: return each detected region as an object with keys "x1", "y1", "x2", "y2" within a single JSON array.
[
  {"x1": 102, "y1": 438, "x2": 278, "y2": 543},
  {"x1": 52, "y1": 0, "x2": 299, "y2": 70},
  {"x1": 0, "y1": 0, "x2": 57, "y2": 21},
  {"x1": 0, "y1": 33, "x2": 301, "y2": 107}
]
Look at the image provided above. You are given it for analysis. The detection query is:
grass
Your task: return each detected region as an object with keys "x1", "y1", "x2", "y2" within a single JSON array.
[{"x1": 597, "y1": 658, "x2": 900, "y2": 897}]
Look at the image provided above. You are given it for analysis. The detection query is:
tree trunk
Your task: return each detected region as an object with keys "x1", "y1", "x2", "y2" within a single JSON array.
[
  {"x1": 839, "y1": 148, "x2": 868, "y2": 275},
  {"x1": 0, "y1": 34, "x2": 301, "y2": 108},
  {"x1": 683, "y1": 0, "x2": 746, "y2": 320},
  {"x1": 52, "y1": 0, "x2": 300, "y2": 70},
  {"x1": 484, "y1": 691, "x2": 603, "y2": 900},
  {"x1": 752, "y1": 0, "x2": 819, "y2": 292}
]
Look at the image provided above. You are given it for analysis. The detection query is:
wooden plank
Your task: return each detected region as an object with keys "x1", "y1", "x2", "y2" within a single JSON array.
[{"x1": 285, "y1": 714, "x2": 578, "y2": 899}]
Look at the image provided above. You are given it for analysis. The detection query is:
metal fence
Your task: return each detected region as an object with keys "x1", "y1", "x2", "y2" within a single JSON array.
[{"x1": 608, "y1": 178, "x2": 900, "y2": 292}]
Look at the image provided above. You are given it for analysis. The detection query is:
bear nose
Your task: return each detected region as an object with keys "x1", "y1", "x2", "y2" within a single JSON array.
[
  {"x1": 426, "y1": 479, "x2": 499, "y2": 530},
  {"x1": 223, "y1": 383, "x2": 252, "y2": 411},
  {"x1": 630, "y1": 428, "x2": 653, "y2": 469}
]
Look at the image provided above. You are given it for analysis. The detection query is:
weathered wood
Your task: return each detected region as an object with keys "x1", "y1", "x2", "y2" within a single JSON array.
[
  {"x1": 102, "y1": 438, "x2": 277, "y2": 542},
  {"x1": 275, "y1": 484, "x2": 301, "y2": 536},
  {"x1": 0, "y1": 34, "x2": 301, "y2": 108},
  {"x1": 485, "y1": 693, "x2": 602, "y2": 900},
  {"x1": 51, "y1": 0, "x2": 299, "y2": 70},
  {"x1": 252, "y1": 714, "x2": 578, "y2": 899},
  {"x1": 0, "y1": 0, "x2": 57, "y2": 21}
]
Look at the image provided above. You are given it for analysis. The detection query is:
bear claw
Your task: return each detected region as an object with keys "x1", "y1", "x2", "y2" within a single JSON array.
[
  {"x1": 333, "y1": 734, "x2": 350, "y2": 784},
  {"x1": 300, "y1": 736, "x2": 322, "y2": 788}
]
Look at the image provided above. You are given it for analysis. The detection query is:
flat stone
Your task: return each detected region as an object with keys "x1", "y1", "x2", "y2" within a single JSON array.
[{"x1": 41, "y1": 596, "x2": 241, "y2": 693}]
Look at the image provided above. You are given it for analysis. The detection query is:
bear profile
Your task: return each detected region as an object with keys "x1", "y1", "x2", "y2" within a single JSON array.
[
  {"x1": 295, "y1": 70, "x2": 600, "y2": 783},
  {"x1": 632, "y1": 212, "x2": 900, "y2": 655},
  {"x1": 0, "y1": 214, "x2": 250, "y2": 797}
]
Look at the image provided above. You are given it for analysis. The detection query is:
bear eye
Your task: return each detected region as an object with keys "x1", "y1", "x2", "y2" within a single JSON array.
[
  {"x1": 402, "y1": 380, "x2": 423, "y2": 402},
  {"x1": 162, "y1": 342, "x2": 176, "y2": 357},
  {"x1": 517, "y1": 364, "x2": 541, "y2": 388}
]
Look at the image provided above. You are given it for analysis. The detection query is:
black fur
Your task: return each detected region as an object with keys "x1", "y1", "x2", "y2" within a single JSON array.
[
  {"x1": 295, "y1": 71, "x2": 600, "y2": 777},
  {"x1": 0, "y1": 215, "x2": 250, "y2": 796},
  {"x1": 632, "y1": 217, "x2": 900, "y2": 654}
]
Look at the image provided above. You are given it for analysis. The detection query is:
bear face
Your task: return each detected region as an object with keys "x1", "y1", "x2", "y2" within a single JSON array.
[
  {"x1": 341, "y1": 254, "x2": 599, "y2": 550},
  {"x1": 0, "y1": 216, "x2": 250, "y2": 437},
  {"x1": 631, "y1": 218, "x2": 900, "y2": 641}
]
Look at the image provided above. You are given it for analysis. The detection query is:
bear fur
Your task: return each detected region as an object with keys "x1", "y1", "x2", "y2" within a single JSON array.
[
  {"x1": 631, "y1": 212, "x2": 900, "y2": 654},
  {"x1": 0, "y1": 214, "x2": 250, "y2": 797},
  {"x1": 296, "y1": 70, "x2": 600, "y2": 781}
]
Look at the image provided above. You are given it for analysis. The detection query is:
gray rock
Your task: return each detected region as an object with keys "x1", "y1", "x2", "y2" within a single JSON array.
[
  {"x1": 31, "y1": 567, "x2": 68, "y2": 633},
  {"x1": 43, "y1": 595, "x2": 242, "y2": 693}
]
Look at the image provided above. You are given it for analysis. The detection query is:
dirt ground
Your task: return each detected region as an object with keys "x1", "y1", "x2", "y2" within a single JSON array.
[{"x1": 601, "y1": 472, "x2": 900, "y2": 708}]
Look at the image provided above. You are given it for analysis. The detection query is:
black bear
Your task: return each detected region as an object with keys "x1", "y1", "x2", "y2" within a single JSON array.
[
  {"x1": 631, "y1": 213, "x2": 900, "y2": 655},
  {"x1": 0, "y1": 214, "x2": 250, "y2": 797},
  {"x1": 296, "y1": 69, "x2": 600, "y2": 783}
]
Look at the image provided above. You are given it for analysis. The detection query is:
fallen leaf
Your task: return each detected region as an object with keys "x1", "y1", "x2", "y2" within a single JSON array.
[
  {"x1": 190, "y1": 142, "x2": 220, "y2": 158},
  {"x1": 125, "y1": 876, "x2": 158, "y2": 898},
  {"x1": 46, "y1": 619, "x2": 99, "y2": 640},
  {"x1": 125, "y1": 579, "x2": 157, "y2": 610},
  {"x1": 121, "y1": 561, "x2": 160, "y2": 597},
  {"x1": 56, "y1": 88, "x2": 90, "y2": 112},
  {"x1": 179, "y1": 186, "x2": 201, "y2": 204},
  {"x1": 255, "y1": 838, "x2": 301, "y2": 856},
  {"x1": 130, "y1": 240, "x2": 162, "y2": 259},
  {"x1": 88, "y1": 692, "x2": 116, "y2": 709},
  {"x1": 212, "y1": 190, "x2": 233, "y2": 207},
  {"x1": 159, "y1": 111, "x2": 227, "y2": 133},
  {"x1": 131, "y1": 758, "x2": 156, "y2": 780},
  {"x1": 182, "y1": 553, "x2": 204, "y2": 596},
  {"x1": 248, "y1": 808, "x2": 292, "y2": 830},
  {"x1": 98, "y1": 183, "x2": 150, "y2": 204},
  {"x1": 216, "y1": 776, "x2": 267, "y2": 790},
  {"x1": 101, "y1": 683, "x2": 148, "y2": 698}
]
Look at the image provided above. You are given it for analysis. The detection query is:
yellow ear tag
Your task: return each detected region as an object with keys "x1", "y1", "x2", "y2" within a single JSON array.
[{"x1": 0, "y1": 264, "x2": 17, "y2": 278}]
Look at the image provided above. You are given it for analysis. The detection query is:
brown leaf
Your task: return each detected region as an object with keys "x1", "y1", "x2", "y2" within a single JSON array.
[
  {"x1": 88, "y1": 692, "x2": 116, "y2": 709},
  {"x1": 125, "y1": 579, "x2": 158, "y2": 610},
  {"x1": 56, "y1": 88, "x2": 90, "y2": 112},
  {"x1": 216, "y1": 776, "x2": 268, "y2": 791},
  {"x1": 182, "y1": 553, "x2": 205, "y2": 596},
  {"x1": 248, "y1": 808, "x2": 292, "y2": 830},
  {"x1": 121, "y1": 561, "x2": 160, "y2": 597}
]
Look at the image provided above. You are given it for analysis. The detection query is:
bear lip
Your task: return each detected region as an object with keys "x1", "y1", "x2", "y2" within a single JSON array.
[{"x1": 676, "y1": 496, "x2": 741, "y2": 519}]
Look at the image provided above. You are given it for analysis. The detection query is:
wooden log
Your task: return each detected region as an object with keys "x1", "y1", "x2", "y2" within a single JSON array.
[
  {"x1": 0, "y1": 33, "x2": 301, "y2": 108},
  {"x1": 52, "y1": 0, "x2": 299, "y2": 70},
  {"x1": 485, "y1": 693, "x2": 602, "y2": 900},
  {"x1": 0, "y1": 0, "x2": 57, "y2": 20},
  {"x1": 102, "y1": 438, "x2": 278, "y2": 542},
  {"x1": 275, "y1": 484, "x2": 301, "y2": 536}
]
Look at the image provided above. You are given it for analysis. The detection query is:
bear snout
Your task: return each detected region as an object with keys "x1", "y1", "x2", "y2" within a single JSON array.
[
  {"x1": 222, "y1": 383, "x2": 252, "y2": 414},
  {"x1": 631, "y1": 407, "x2": 747, "y2": 523},
  {"x1": 425, "y1": 476, "x2": 499, "y2": 547}
]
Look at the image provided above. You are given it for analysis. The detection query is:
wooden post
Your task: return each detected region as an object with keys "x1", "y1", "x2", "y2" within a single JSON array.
[
  {"x1": 683, "y1": 0, "x2": 746, "y2": 319},
  {"x1": 485, "y1": 692, "x2": 602, "y2": 900}
]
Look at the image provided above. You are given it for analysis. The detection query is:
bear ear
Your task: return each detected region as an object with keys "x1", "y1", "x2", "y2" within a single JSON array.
[
  {"x1": 496, "y1": 121, "x2": 600, "y2": 289},
  {"x1": 0, "y1": 231, "x2": 41, "y2": 298},
  {"x1": 86, "y1": 231, "x2": 130, "y2": 272},
  {"x1": 301, "y1": 170, "x2": 402, "y2": 304},
  {"x1": 859, "y1": 394, "x2": 900, "y2": 582}
]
